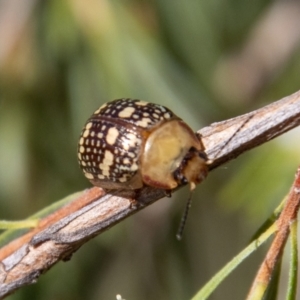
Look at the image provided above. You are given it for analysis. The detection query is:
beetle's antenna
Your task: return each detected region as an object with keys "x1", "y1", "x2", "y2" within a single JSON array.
[{"x1": 176, "y1": 188, "x2": 194, "y2": 240}]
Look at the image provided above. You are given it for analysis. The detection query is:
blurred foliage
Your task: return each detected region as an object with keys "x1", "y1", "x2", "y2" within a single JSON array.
[{"x1": 0, "y1": 0, "x2": 300, "y2": 299}]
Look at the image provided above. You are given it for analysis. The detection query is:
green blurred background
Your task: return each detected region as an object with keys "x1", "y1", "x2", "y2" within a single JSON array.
[{"x1": 1, "y1": 0, "x2": 300, "y2": 299}]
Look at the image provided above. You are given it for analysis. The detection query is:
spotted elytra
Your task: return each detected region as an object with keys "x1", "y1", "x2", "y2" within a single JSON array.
[{"x1": 78, "y1": 98, "x2": 208, "y2": 193}]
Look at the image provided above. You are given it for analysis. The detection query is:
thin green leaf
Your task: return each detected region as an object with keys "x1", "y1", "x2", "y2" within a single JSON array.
[
  {"x1": 286, "y1": 220, "x2": 298, "y2": 300},
  {"x1": 251, "y1": 198, "x2": 286, "y2": 241},
  {"x1": 0, "y1": 191, "x2": 84, "y2": 246},
  {"x1": 0, "y1": 219, "x2": 39, "y2": 230},
  {"x1": 191, "y1": 224, "x2": 277, "y2": 300}
]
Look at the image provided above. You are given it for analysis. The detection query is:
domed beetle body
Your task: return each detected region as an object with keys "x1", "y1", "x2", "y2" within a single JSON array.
[{"x1": 78, "y1": 98, "x2": 208, "y2": 192}]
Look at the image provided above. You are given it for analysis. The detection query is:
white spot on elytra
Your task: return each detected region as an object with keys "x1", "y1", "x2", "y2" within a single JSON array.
[
  {"x1": 104, "y1": 150, "x2": 114, "y2": 164},
  {"x1": 128, "y1": 152, "x2": 135, "y2": 158},
  {"x1": 86, "y1": 122, "x2": 93, "y2": 129},
  {"x1": 97, "y1": 132, "x2": 103, "y2": 139},
  {"x1": 118, "y1": 107, "x2": 135, "y2": 118},
  {"x1": 94, "y1": 103, "x2": 107, "y2": 114},
  {"x1": 136, "y1": 118, "x2": 152, "y2": 127},
  {"x1": 79, "y1": 146, "x2": 85, "y2": 153},
  {"x1": 84, "y1": 172, "x2": 94, "y2": 179},
  {"x1": 99, "y1": 150, "x2": 114, "y2": 172},
  {"x1": 102, "y1": 169, "x2": 110, "y2": 176},
  {"x1": 106, "y1": 127, "x2": 119, "y2": 145},
  {"x1": 131, "y1": 163, "x2": 138, "y2": 171},
  {"x1": 83, "y1": 129, "x2": 90, "y2": 137},
  {"x1": 99, "y1": 163, "x2": 109, "y2": 170},
  {"x1": 135, "y1": 101, "x2": 148, "y2": 106},
  {"x1": 122, "y1": 133, "x2": 138, "y2": 150},
  {"x1": 119, "y1": 176, "x2": 127, "y2": 182}
]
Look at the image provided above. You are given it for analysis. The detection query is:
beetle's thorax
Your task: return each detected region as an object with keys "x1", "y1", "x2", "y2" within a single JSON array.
[{"x1": 141, "y1": 119, "x2": 207, "y2": 190}]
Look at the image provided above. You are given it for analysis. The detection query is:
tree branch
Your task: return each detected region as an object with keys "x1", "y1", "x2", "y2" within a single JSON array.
[{"x1": 1, "y1": 90, "x2": 300, "y2": 298}]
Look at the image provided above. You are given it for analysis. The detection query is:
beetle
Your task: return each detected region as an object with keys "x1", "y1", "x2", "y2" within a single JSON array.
[{"x1": 77, "y1": 98, "x2": 208, "y2": 193}]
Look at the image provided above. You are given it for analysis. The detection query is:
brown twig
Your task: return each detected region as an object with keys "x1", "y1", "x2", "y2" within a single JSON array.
[
  {"x1": 246, "y1": 166, "x2": 300, "y2": 299},
  {"x1": 0, "y1": 90, "x2": 300, "y2": 298}
]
